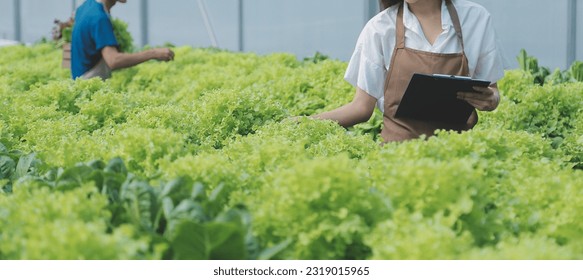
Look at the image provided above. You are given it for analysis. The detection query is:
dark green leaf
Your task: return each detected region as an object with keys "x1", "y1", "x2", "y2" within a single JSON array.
[
  {"x1": 206, "y1": 183, "x2": 228, "y2": 217},
  {"x1": 257, "y1": 238, "x2": 293, "y2": 260},
  {"x1": 159, "y1": 176, "x2": 193, "y2": 204},
  {"x1": 168, "y1": 220, "x2": 208, "y2": 260},
  {"x1": 55, "y1": 165, "x2": 95, "y2": 191},
  {"x1": 208, "y1": 183, "x2": 225, "y2": 202},
  {"x1": 87, "y1": 160, "x2": 106, "y2": 170},
  {"x1": 0, "y1": 155, "x2": 16, "y2": 180},
  {"x1": 104, "y1": 157, "x2": 127, "y2": 175},
  {"x1": 120, "y1": 178, "x2": 157, "y2": 231},
  {"x1": 162, "y1": 197, "x2": 174, "y2": 221},
  {"x1": 101, "y1": 171, "x2": 126, "y2": 194},
  {"x1": 1, "y1": 181, "x2": 12, "y2": 194},
  {"x1": 215, "y1": 205, "x2": 249, "y2": 226},
  {"x1": 168, "y1": 199, "x2": 206, "y2": 224},
  {"x1": 206, "y1": 222, "x2": 247, "y2": 260},
  {"x1": 191, "y1": 182, "x2": 205, "y2": 200},
  {"x1": 15, "y1": 152, "x2": 36, "y2": 179}
]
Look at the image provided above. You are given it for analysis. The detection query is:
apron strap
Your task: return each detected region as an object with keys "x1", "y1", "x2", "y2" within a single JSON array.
[
  {"x1": 396, "y1": 0, "x2": 465, "y2": 51},
  {"x1": 396, "y1": 3, "x2": 405, "y2": 49},
  {"x1": 445, "y1": 0, "x2": 465, "y2": 50},
  {"x1": 80, "y1": 58, "x2": 112, "y2": 80}
]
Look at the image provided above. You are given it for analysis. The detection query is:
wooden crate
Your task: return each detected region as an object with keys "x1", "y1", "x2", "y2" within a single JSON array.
[{"x1": 62, "y1": 43, "x2": 71, "y2": 69}]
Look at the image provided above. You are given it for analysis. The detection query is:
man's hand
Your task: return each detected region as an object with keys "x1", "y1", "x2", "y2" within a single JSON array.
[
  {"x1": 102, "y1": 46, "x2": 175, "y2": 70},
  {"x1": 457, "y1": 83, "x2": 500, "y2": 111},
  {"x1": 151, "y1": 48, "x2": 174, "y2": 62}
]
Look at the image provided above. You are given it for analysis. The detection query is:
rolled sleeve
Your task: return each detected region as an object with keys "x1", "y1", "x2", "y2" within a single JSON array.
[
  {"x1": 93, "y1": 15, "x2": 119, "y2": 51},
  {"x1": 473, "y1": 15, "x2": 505, "y2": 83},
  {"x1": 344, "y1": 23, "x2": 387, "y2": 101},
  {"x1": 344, "y1": 50, "x2": 386, "y2": 100},
  {"x1": 474, "y1": 48, "x2": 505, "y2": 84}
]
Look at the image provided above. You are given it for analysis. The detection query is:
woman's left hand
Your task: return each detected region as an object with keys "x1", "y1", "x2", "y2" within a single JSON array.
[{"x1": 457, "y1": 84, "x2": 500, "y2": 111}]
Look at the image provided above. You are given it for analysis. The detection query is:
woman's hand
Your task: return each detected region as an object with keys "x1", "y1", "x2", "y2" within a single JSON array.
[
  {"x1": 312, "y1": 87, "x2": 377, "y2": 128},
  {"x1": 457, "y1": 83, "x2": 500, "y2": 111},
  {"x1": 283, "y1": 116, "x2": 306, "y2": 123}
]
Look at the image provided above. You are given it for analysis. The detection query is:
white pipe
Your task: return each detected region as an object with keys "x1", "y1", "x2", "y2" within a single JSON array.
[
  {"x1": 14, "y1": 0, "x2": 21, "y2": 42},
  {"x1": 140, "y1": 0, "x2": 149, "y2": 47},
  {"x1": 567, "y1": 0, "x2": 576, "y2": 67},
  {"x1": 196, "y1": 0, "x2": 219, "y2": 48},
  {"x1": 238, "y1": 0, "x2": 243, "y2": 51}
]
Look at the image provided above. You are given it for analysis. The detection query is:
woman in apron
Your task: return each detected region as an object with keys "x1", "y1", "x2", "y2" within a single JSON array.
[
  {"x1": 313, "y1": 0, "x2": 505, "y2": 142},
  {"x1": 71, "y1": 0, "x2": 174, "y2": 80}
]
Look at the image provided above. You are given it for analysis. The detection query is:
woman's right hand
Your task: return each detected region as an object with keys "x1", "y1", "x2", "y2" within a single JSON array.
[
  {"x1": 312, "y1": 87, "x2": 377, "y2": 128},
  {"x1": 457, "y1": 83, "x2": 500, "y2": 111}
]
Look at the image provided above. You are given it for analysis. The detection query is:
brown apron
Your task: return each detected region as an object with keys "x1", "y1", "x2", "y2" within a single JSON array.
[
  {"x1": 80, "y1": 58, "x2": 112, "y2": 80},
  {"x1": 381, "y1": 0, "x2": 477, "y2": 142}
]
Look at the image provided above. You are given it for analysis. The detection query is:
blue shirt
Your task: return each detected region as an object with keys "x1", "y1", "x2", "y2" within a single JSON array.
[{"x1": 71, "y1": 0, "x2": 119, "y2": 79}]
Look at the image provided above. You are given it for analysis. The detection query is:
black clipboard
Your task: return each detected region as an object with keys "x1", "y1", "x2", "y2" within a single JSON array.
[{"x1": 394, "y1": 73, "x2": 491, "y2": 124}]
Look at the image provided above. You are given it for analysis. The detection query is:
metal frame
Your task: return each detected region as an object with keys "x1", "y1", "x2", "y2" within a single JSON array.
[
  {"x1": 7, "y1": 0, "x2": 582, "y2": 68},
  {"x1": 567, "y1": 0, "x2": 577, "y2": 67},
  {"x1": 14, "y1": 0, "x2": 21, "y2": 42},
  {"x1": 140, "y1": 0, "x2": 149, "y2": 46},
  {"x1": 365, "y1": 0, "x2": 379, "y2": 25},
  {"x1": 197, "y1": 0, "x2": 219, "y2": 48},
  {"x1": 238, "y1": 0, "x2": 244, "y2": 52}
]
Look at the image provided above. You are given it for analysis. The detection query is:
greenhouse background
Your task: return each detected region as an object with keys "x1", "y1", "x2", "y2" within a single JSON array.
[
  {"x1": 0, "y1": 0, "x2": 581, "y2": 70},
  {"x1": 1, "y1": 0, "x2": 583, "y2": 267}
]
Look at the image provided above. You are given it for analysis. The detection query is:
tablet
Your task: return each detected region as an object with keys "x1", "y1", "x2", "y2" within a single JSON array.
[{"x1": 394, "y1": 73, "x2": 491, "y2": 124}]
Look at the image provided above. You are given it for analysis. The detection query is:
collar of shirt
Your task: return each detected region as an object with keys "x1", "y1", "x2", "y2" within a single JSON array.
[
  {"x1": 402, "y1": 1, "x2": 453, "y2": 38},
  {"x1": 94, "y1": 0, "x2": 112, "y2": 15}
]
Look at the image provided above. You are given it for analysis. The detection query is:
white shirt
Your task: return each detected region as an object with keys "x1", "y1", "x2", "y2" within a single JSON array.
[{"x1": 344, "y1": 0, "x2": 506, "y2": 112}]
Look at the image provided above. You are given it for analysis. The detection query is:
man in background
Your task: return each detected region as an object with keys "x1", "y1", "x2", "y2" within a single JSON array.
[{"x1": 71, "y1": 0, "x2": 174, "y2": 80}]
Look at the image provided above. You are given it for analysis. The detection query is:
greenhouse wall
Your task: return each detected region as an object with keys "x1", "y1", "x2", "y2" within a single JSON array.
[
  {"x1": 0, "y1": 0, "x2": 580, "y2": 69},
  {"x1": 578, "y1": 0, "x2": 583, "y2": 62},
  {"x1": 0, "y1": 0, "x2": 15, "y2": 40}
]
